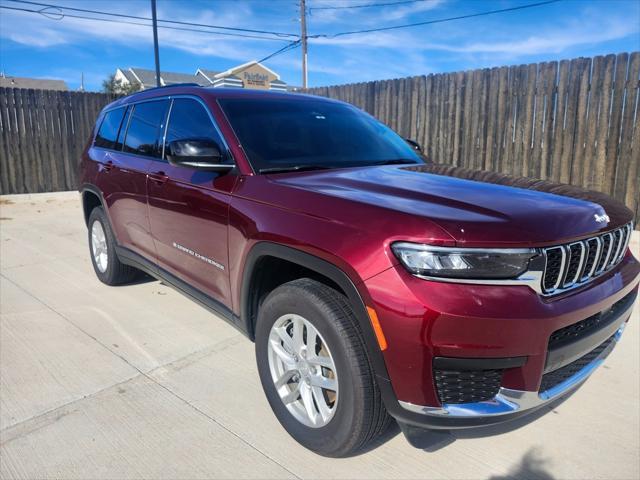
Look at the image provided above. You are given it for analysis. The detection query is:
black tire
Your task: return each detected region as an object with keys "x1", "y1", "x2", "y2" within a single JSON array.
[
  {"x1": 255, "y1": 278, "x2": 391, "y2": 457},
  {"x1": 87, "y1": 206, "x2": 140, "y2": 285}
]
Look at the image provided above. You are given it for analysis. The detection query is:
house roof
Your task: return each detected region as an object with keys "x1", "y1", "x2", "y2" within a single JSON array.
[
  {"x1": 0, "y1": 76, "x2": 68, "y2": 91},
  {"x1": 196, "y1": 69, "x2": 221, "y2": 83},
  {"x1": 117, "y1": 68, "x2": 138, "y2": 84},
  {"x1": 118, "y1": 62, "x2": 287, "y2": 90},
  {"x1": 122, "y1": 68, "x2": 209, "y2": 87},
  {"x1": 214, "y1": 60, "x2": 280, "y2": 80},
  {"x1": 161, "y1": 71, "x2": 206, "y2": 86},
  {"x1": 128, "y1": 68, "x2": 160, "y2": 88}
]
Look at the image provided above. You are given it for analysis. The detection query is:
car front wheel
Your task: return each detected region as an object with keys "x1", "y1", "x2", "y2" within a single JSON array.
[{"x1": 255, "y1": 278, "x2": 391, "y2": 457}]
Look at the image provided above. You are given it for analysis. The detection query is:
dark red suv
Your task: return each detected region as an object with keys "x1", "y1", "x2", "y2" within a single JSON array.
[{"x1": 79, "y1": 84, "x2": 639, "y2": 457}]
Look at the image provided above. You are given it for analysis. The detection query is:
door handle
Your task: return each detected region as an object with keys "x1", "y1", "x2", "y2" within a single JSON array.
[
  {"x1": 149, "y1": 171, "x2": 169, "y2": 185},
  {"x1": 102, "y1": 160, "x2": 114, "y2": 172}
]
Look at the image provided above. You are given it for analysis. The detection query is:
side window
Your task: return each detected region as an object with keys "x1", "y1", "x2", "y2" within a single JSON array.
[
  {"x1": 114, "y1": 106, "x2": 132, "y2": 151},
  {"x1": 164, "y1": 98, "x2": 229, "y2": 163},
  {"x1": 94, "y1": 107, "x2": 126, "y2": 149},
  {"x1": 122, "y1": 100, "x2": 169, "y2": 158}
]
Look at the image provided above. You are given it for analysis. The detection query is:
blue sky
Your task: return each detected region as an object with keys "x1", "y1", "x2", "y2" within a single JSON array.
[{"x1": 1, "y1": 0, "x2": 639, "y2": 91}]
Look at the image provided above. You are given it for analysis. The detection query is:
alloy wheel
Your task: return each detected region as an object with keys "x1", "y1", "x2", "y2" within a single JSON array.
[
  {"x1": 267, "y1": 314, "x2": 338, "y2": 428},
  {"x1": 91, "y1": 220, "x2": 108, "y2": 273}
]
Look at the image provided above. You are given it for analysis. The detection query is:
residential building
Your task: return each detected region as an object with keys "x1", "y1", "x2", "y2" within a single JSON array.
[
  {"x1": 115, "y1": 60, "x2": 287, "y2": 92},
  {"x1": 0, "y1": 74, "x2": 68, "y2": 91}
]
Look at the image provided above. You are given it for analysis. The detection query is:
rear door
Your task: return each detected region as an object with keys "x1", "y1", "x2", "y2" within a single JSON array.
[
  {"x1": 92, "y1": 103, "x2": 156, "y2": 261},
  {"x1": 98, "y1": 99, "x2": 170, "y2": 261},
  {"x1": 146, "y1": 97, "x2": 236, "y2": 306}
]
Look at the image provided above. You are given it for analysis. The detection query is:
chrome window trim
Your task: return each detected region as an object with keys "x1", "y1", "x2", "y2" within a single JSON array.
[
  {"x1": 160, "y1": 95, "x2": 234, "y2": 166},
  {"x1": 160, "y1": 98, "x2": 175, "y2": 161},
  {"x1": 398, "y1": 323, "x2": 626, "y2": 418},
  {"x1": 93, "y1": 94, "x2": 236, "y2": 167}
]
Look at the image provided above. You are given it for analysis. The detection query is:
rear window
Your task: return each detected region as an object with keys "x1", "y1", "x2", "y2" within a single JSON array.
[
  {"x1": 122, "y1": 100, "x2": 169, "y2": 158},
  {"x1": 94, "y1": 107, "x2": 126, "y2": 149}
]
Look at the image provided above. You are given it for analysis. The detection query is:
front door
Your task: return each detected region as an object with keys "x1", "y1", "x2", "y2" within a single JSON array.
[{"x1": 146, "y1": 97, "x2": 236, "y2": 306}]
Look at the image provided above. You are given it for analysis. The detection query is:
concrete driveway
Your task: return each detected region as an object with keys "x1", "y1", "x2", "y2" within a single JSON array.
[{"x1": 1, "y1": 192, "x2": 638, "y2": 480}]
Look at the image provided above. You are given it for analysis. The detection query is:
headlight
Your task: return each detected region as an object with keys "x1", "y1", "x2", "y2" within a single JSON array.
[{"x1": 391, "y1": 242, "x2": 538, "y2": 279}]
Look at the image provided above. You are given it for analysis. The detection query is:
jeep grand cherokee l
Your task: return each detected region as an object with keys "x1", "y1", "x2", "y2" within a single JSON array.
[{"x1": 79, "y1": 85, "x2": 639, "y2": 457}]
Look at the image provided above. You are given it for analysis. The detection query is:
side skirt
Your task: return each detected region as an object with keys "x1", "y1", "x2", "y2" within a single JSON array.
[{"x1": 115, "y1": 246, "x2": 246, "y2": 337}]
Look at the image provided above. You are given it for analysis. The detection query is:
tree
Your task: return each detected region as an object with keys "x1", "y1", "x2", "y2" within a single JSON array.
[{"x1": 102, "y1": 74, "x2": 141, "y2": 95}]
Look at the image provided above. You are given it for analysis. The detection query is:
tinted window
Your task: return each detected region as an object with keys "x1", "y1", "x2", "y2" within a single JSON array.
[
  {"x1": 94, "y1": 107, "x2": 125, "y2": 149},
  {"x1": 114, "y1": 106, "x2": 132, "y2": 151},
  {"x1": 164, "y1": 98, "x2": 229, "y2": 162},
  {"x1": 123, "y1": 100, "x2": 169, "y2": 157},
  {"x1": 218, "y1": 98, "x2": 421, "y2": 172}
]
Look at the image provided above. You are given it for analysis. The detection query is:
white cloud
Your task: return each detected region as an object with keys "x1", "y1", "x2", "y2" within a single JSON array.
[
  {"x1": 1, "y1": 0, "x2": 638, "y2": 89},
  {"x1": 308, "y1": 0, "x2": 445, "y2": 25},
  {"x1": 0, "y1": 0, "x2": 291, "y2": 63},
  {"x1": 310, "y1": 9, "x2": 639, "y2": 57}
]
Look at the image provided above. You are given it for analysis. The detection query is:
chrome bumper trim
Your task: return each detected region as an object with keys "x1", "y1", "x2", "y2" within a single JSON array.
[{"x1": 399, "y1": 323, "x2": 626, "y2": 418}]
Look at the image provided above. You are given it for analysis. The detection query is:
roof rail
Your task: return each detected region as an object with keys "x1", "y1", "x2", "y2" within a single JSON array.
[{"x1": 141, "y1": 82, "x2": 201, "y2": 92}]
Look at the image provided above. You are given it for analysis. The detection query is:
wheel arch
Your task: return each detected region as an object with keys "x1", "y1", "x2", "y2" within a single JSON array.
[
  {"x1": 240, "y1": 242, "x2": 391, "y2": 384},
  {"x1": 80, "y1": 184, "x2": 106, "y2": 226}
]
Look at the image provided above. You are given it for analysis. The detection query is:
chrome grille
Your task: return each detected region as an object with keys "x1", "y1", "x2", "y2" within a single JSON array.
[
  {"x1": 541, "y1": 222, "x2": 633, "y2": 295},
  {"x1": 580, "y1": 237, "x2": 600, "y2": 281},
  {"x1": 595, "y1": 233, "x2": 612, "y2": 273},
  {"x1": 562, "y1": 242, "x2": 585, "y2": 287}
]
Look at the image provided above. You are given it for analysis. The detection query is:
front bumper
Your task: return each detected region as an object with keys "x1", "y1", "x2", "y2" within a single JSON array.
[
  {"x1": 399, "y1": 323, "x2": 624, "y2": 419},
  {"x1": 363, "y1": 250, "x2": 639, "y2": 429}
]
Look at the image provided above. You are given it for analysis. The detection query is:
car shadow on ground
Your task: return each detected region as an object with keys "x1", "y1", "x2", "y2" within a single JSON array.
[
  {"x1": 112, "y1": 273, "x2": 156, "y2": 287},
  {"x1": 359, "y1": 387, "x2": 578, "y2": 458},
  {"x1": 487, "y1": 447, "x2": 556, "y2": 479}
]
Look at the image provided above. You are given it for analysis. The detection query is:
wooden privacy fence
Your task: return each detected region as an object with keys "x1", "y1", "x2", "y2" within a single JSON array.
[
  {"x1": 0, "y1": 89, "x2": 115, "y2": 194},
  {"x1": 307, "y1": 52, "x2": 640, "y2": 221},
  {"x1": 0, "y1": 52, "x2": 638, "y2": 221}
]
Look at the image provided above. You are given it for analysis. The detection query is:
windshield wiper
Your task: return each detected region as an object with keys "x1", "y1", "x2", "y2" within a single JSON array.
[
  {"x1": 371, "y1": 159, "x2": 420, "y2": 166},
  {"x1": 259, "y1": 165, "x2": 332, "y2": 174}
]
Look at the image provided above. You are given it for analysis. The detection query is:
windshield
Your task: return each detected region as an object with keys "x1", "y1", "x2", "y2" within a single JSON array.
[{"x1": 218, "y1": 97, "x2": 423, "y2": 173}]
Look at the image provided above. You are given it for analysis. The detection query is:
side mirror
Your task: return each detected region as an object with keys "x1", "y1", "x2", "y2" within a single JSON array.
[
  {"x1": 166, "y1": 139, "x2": 234, "y2": 172},
  {"x1": 404, "y1": 138, "x2": 422, "y2": 152}
]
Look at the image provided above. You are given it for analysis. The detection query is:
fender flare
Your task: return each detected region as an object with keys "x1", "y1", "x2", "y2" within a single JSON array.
[
  {"x1": 240, "y1": 242, "x2": 391, "y2": 385},
  {"x1": 79, "y1": 183, "x2": 107, "y2": 226}
]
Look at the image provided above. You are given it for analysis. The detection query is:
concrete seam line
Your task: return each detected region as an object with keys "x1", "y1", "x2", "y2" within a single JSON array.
[
  {"x1": 0, "y1": 373, "x2": 142, "y2": 441},
  {"x1": 0, "y1": 274, "x2": 301, "y2": 479}
]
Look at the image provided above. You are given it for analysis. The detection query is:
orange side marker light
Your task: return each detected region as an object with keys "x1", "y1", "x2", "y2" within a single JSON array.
[{"x1": 366, "y1": 306, "x2": 388, "y2": 351}]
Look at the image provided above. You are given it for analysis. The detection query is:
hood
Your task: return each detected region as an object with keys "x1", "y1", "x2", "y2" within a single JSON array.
[{"x1": 269, "y1": 163, "x2": 633, "y2": 246}]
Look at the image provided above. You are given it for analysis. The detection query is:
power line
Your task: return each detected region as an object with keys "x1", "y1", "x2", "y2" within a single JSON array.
[
  {"x1": 300, "y1": 0, "x2": 308, "y2": 88},
  {"x1": 257, "y1": 40, "x2": 301, "y2": 63},
  {"x1": 310, "y1": 0, "x2": 561, "y2": 38},
  {"x1": 0, "y1": 5, "x2": 293, "y2": 42},
  {"x1": 310, "y1": 0, "x2": 429, "y2": 11},
  {"x1": 4, "y1": 0, "x2": 299, "y2": 38}
]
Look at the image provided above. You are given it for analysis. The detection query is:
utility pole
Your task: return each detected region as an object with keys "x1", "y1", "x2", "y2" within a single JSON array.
[
  {"x1": 300, "y1": 0, "x2": 308, "y2": 89},
  {"x1": 151, "y1": 0, "x2": 161, "y2": 88}
]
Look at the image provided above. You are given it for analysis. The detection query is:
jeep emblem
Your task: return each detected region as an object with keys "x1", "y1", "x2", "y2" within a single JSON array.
[{"x1": 594, "y1": 213, "x2": 610, "y2": 223}]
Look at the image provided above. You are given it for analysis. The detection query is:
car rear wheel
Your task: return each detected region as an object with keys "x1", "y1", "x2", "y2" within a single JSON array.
[
  {"x1": 255, "y1": 278, "x2": 391, "y2": 457},
  {"x1": 87, "y1": 207, "x2": 140, "y2": 285}
]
